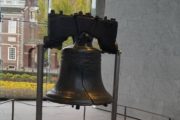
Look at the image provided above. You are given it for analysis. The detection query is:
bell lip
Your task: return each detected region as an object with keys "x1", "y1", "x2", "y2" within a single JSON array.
[
  {"x1": 46, "y1": 88, "x2": 113, "y2": 106},
  {"x1": 45, "y1": 95, "x2": 113, "y2": 106}
]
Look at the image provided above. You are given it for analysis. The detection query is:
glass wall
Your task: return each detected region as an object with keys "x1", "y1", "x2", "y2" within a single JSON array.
[{"x1": 0, "y1": 0, "x2": 92, "y2": 100}]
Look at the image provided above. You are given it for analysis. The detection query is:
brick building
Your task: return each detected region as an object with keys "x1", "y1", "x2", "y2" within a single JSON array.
[
  {"x1": 0, "y1": 0, "x2": 25, "y2": 70},
  {"x1": 0, "y1": 0, "x2": 58, "y2": 71}
]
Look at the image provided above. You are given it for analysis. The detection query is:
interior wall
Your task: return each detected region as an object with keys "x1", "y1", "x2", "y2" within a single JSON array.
[{"x1": 98, "y1": 0, "x2": 180, "y2": 120}]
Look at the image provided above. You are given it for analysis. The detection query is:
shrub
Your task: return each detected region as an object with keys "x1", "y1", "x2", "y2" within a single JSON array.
[
  {"x1": 5, "y1": 73, "x2": 14, "y2": 79},
  {"x1": 0, "y1": 73, "x2": 5, "y2": 79},
  {"x1": 11, "y1": 74, "x2": 22, "y2": 80},
  {"x1": 0, "y1": 72, "x2": 57, "y2": 83},
  {"x1": 29, "y1": 76, "x2": 37, "y2": 82},
  {"x1": 21, "y1": 73, "x2": 30, "y2": 79}
]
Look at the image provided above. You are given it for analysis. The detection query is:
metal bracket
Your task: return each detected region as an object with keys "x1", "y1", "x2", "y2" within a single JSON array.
[{"x1": 36, "y1": 44, "x2": 44, "y2": 120}]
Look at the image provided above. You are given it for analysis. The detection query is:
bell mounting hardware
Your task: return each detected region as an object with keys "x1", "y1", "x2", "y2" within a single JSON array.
[{"x1": 44, "y1": 10, "x2": 118, "y2": 54}]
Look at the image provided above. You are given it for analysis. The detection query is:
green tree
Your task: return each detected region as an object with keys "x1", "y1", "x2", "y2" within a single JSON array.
[
  {"x1": 37, "y1": 0, "x2": 91, "y2": 38},
  {"x1": 37, "y1": 0, "x2": 48, "y2": 38},
  {"x1": 52, "y1": 0, "x2": 91, "y2": 14},
  {"x1": 51, "y1": 0, "x2": 91, "y2": 48}
]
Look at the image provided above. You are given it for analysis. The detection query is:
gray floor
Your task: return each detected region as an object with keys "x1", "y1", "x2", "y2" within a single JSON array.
[{"x1": 0, "y1": 101, "x2": 124, "y2": 120}]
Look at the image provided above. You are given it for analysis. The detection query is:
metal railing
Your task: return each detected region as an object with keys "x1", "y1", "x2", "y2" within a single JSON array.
[
  {"x1": 0, "y1": 99, "x2": 15, "y2": 120},
  {"x1": 0, "y1": 99, "x2": 66, "y2": 120},
  {"x1": 0, "y1": 99, "x2": 173, "y2": 120},
  {"x1": 96, "y1": 107, "x2": 141, "y2": 120},
  {"x1": 97, "y1": 104, "x2": 173, "y2": 120},
  {"x1": 117, "y1": 104, "x2": 172, "y2": 120}
]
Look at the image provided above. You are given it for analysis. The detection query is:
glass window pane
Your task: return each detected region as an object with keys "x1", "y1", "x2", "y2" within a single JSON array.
[
  {"x1": 8, "y1": 47, "x2": 16, "y2": 60},
  {"x1": 8, "y1": 21, "x2": 17, "y2": 33}
]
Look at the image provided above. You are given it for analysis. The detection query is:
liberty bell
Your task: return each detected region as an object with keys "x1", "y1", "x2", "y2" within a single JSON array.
[
  {"x1": 44, "y1": 11, "x2": 118, "y2": 109},
  {"x1": 46, "y1": 34, "x2": 112, "y2": 108}
]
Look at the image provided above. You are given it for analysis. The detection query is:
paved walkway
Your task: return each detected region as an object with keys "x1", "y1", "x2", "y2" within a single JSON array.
[{"x1": 0, "y1": 101, "x2": 123, "y2": 120}]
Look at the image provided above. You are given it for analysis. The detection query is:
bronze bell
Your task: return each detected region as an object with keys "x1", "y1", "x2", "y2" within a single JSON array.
[{"x1": 46, "y1": 40, "x2": 112, "y2": 108}]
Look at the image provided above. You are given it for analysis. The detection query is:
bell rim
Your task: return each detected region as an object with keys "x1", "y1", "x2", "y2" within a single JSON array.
[{"x1": 46, "y1": 93, "x2": 112, "y2": 106}]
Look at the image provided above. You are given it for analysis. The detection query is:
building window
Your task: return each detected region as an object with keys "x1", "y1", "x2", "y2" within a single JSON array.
[
  {"x1": 30, "y1": 11, "x2": 37, "y2": 22},
  {"x1": 8, "y1": 47, "x2": 16, "y2": 60},
  {"x1": 8, "y1": 65, "x2": 16, "y2": 70},
  {"x1": 8, "y1": 21, "x2": 17, "y2": 33},
  {"x1": 8, "y1": 37, "x2": 16, "y2": 42}
]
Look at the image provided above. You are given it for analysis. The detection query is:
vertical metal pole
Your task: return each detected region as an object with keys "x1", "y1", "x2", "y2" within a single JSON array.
[
  {"x1": 47, "y1": 0, "x2": 51, "y2": 81},
  {"x1": 111, "y1": 51, "x2": 121, "y2": 120},
  {"x1": 48, "y1": 0, "x2": 52, "y2": 13},
  {"x1": 12, "y1": 99, "x2": 14, "y2": 120},
  {"x1": 36, "y1": 44, "x2": 44, "y2": 120},
  {"x1": 96, "y1": 0, "x2": 105, "y2": 17},
  {"x1": 83, "y1": 106, "x2": 86, "y2": 120},
  {"x1": 124, "y1": 106, "x2": 127, "y2": 120}
]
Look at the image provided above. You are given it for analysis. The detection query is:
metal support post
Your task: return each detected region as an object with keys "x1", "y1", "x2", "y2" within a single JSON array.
[
  {"x1": 124, "y1": 106, "x2": 127, "y2": 120},
  {"x1": 36, "y1": 44, "x2": 44, "y2": 120},
  {"x1": 12, "y1": 99, "x2": 14, "y2": 120},
  {"x1": 111, "y1": 51, "x2": 121, "y2": 120},
  {"x1": 83, "y1": 106, "x2": 86, "y2": 120}
]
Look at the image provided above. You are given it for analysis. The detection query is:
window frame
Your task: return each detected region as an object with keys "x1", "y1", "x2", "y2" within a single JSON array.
[{"x1": 8, "y1": 47, "x2": 16, "y2": 60}]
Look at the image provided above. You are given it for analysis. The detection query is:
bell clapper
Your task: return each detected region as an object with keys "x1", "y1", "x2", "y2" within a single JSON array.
[
  {"x1": 104, "y1": 104, "x2": 108, "y2": 107},
  {"x1": 76, "y1": 105, "x2": 80, "y2": 110}
]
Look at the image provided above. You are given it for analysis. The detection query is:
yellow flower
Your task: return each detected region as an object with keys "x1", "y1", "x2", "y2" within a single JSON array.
[{"x1": 0, "y1": 81, "x2": 54, "y2": 91}]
